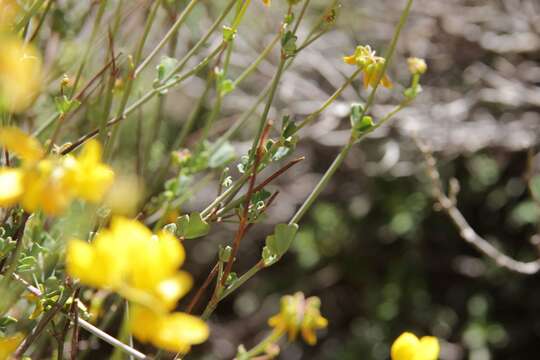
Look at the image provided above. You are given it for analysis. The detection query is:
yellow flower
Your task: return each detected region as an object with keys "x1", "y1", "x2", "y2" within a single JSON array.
[
  {"x1": 262, "y1": 0, "x2": 271, "y2": 6},
  {"x1": 0, "y1": 36, "x2": 42, "y2": 113},
  {"x1": 0, "y1": 333, "x2": 24, "y2": 360},
  {"x1": 343, "y1": 45, "x2": 393, "y2": 89},
  {"x1": 0, "y1": 128, "x2": 114, "y2": 215},
  {"x1": 268, "y1": 292, "x2": 328, "y2": 345},
  {"x1": 407, "y1": 57, "x2": 427, "y2": 75},
  {"x1": 130, "y1": 305, "x2": 209, "y2": 353},
  {"x1": 391, "y1": 332, "x2": 440, "y2": 360},
  {"x1": 67, "y1": 217, "x2": 209, "y2": 352},
  {"x1": 66, "y1": 217, "x2": 192, "y2": 311}
]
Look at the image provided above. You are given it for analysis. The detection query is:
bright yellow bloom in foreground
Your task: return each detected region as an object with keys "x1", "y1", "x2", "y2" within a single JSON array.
[
  {"x1": 343, "y1": 45, "x2": 393, "y2": 89},
  {"x1": 391, "y1": 332, "x2": 440, "y2": 360},
  {"x1": 0, "y1": 36, "x2": 42, "y2": 113},
  {"x1": 268, "y1": 292, "x2": 328, "y2": 345},
  {"x1": 0, "y1": 128, "x2": 114, "y2": 214},
  {"x1": 67, "y1": 217, "x2": 191, "y2": 309},
  {"x1": 0, "y1": 333, "x2": 24, "y2": 360},
  {"x1": 66, "y1": 217, "x2": 209, "y2": 352}
]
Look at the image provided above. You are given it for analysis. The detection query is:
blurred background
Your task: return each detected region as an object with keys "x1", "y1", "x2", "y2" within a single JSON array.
[{"x1": 40, "y1": 0, "x2": 540, "y2": 359}]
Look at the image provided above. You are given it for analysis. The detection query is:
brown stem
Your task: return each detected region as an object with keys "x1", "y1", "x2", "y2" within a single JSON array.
[
  {"x1": 219, "y1": 124, "x2": 271, "y2": 287},
  {"x1": 185, "y1": 263, "x2": 219, "y2": 314}
]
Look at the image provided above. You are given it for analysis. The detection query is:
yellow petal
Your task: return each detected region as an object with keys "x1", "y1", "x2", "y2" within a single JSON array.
[
  {"x1": 262, "y1": 0, "x2": 271, "y2": 6},
  {"x1": 69, "y1": 140, "x2": 114, "y2": 203},
  {"x1": 0, "y1": 333, "x2": 24, "y2": 360},
  {"x1": 315, "y1": 315, "x2": 328, "y2": 328},
  {"x1": 76, "y1": 163, "x2": 114, "y2": 203},
  {"x1": 301, "y1": 327, "x2": 317, "y2": 345},
  {"x1": 158, "y1": 230, "x2": 186, "y2": 270},
  {"x1": 153, "y1": 312, "x2": 209, "y2": 352},
  {"x1": 0, "y1": 168, "x2": 23, "y2": 206},
  {"x1": 66, "y1": 240, "x2": 101, "y2": 286},
  {"x1": 131, "y1": 306, "x2": 209, "y2": 353},
  {"x1": 66, "y1": 236, "x2": 124, "y2": 289},
  {"x1": 415, "y1": 336, "x2": 440, "y2": 360},
  {"x1": 0, "y1": 127, "x2": 43, "y2": 162},
  {"x1": 130, "y1": 305, "x2": 162, "y2": 343},
  {"x1": 343, "y1": 55, "x2": 357, "y2": 65},
  {"x1": 155, "y1": 272, "x2": 193, "y2": 310},
  {"x1": 391, "y1": 332, "x2": 420, "y2": 360},
  {"x1": 382, "y1": 74, "x2": 394, "y2": 89}
]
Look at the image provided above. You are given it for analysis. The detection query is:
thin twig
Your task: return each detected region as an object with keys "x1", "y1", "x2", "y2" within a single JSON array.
[{"x1": 414, "y1": 136, "x2": 540, "y2": 274}]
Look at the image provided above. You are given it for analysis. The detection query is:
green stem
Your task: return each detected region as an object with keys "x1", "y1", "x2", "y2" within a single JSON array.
[
  {"x1": 135, "y1": 0, "x2": 200, "y2": 76},
  {"x1": 289, "y1": 141, "x2": 352, "y2": 224},
  {"x1": 297, "y1": 68, "x2": 363, "y2": 130},
  {"x1": 163, "y1": 0, "x2": 238, "y2": 82},
  {"x1": 243, "y1": 330, "x2": 283, "y2": 358},
  {"x1": 232, "y1": 33, "x2": 280, "y2": 89},
  {"x1": 69, "y1": 0, "x2": 108, "y2": 97}
]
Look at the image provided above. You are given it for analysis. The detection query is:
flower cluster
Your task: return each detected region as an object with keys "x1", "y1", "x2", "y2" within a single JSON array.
[
  {"x1": 268, "y1": 292, "x2": 328, "y2": 345},
  {"x1": 66, "y1": 217, "x2": 209, "y2": 352},
  {"x1": 343, "y1": 45, "x2": 393, "y2": 89},
  {"x1": 0, "y1": 128, "x2": 114, "y2": 215},
  {"x1": 391, "y1": 332, "x2": 440, "y2": 360},
  {"x1": 0, "y1": 1, "x2": 42, "y2": 113}
]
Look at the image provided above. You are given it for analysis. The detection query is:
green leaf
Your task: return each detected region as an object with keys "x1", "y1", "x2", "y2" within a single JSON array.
[
  {"x1": 176, "y1": 212, "x2": 210, "y2": 239},
  {"x1": 349, "y1": 103, "x2": 364, "y2": 127},
  {"x1": 263, "y1": 223, "x2": 299, "y2": 265},
  {"x1": 54, "y1": 95, "x2": 81, "y2": 115},
  {"x1": 219, "y1": 245, "x2": 232, "y2": 262},
  {"x1": 261, "y1": 245, "x2": 278, "y2": 267},
  {"x1": 281, "y1": 115, "x2": 297, "y2": 138},
  {"x1": 356, "y1": 116, "x2": 374, "y2": 133},
  {"x1": 222, "y1": 25, "x2": 237, "y2": 42},
  {"x1": 281, "y1": 31, "x2": 298, "y2": 58},
  {"x1": 209, "y1": 141, "x2": 236, "y2": 168},
  {"x1": 219, "y1": 79, "x2": 235, "y2": 96},
  {"x1": 156, "y1": 56, "x2": 178, "y2": 82}
]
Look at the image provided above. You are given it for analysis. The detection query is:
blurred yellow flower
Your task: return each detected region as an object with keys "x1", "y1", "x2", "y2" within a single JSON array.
[
  {"x1": 268, "y1": 292, "x2": 328, "y2": 345},
  {"x1": 343, "y1": 45, "x2": 393, "y2": 89},
  {"x1": 262, "y1": 0, "x2": 271, "y2": 6},
  {"x1": 66, "y1": 217, "x2": 192, "y2": 311},
  {"x1": 0, "y1": 128, "x2": 114, "y2": 214},
  {"x1": 131, "y1": 305, "x2": 209, "y2": 353},
  {"x1": 391, "y1": 332, "x2": 440, "y2": 360},
  {"x1": 67, "y1": 217, "x2": 209, "y2": 352},
  {"x1": 0, "y1": 36, "x2": 42, "y2": 113},
  {"x1": 0, "y1": 333, "x2": 24, "y2": 360}
]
